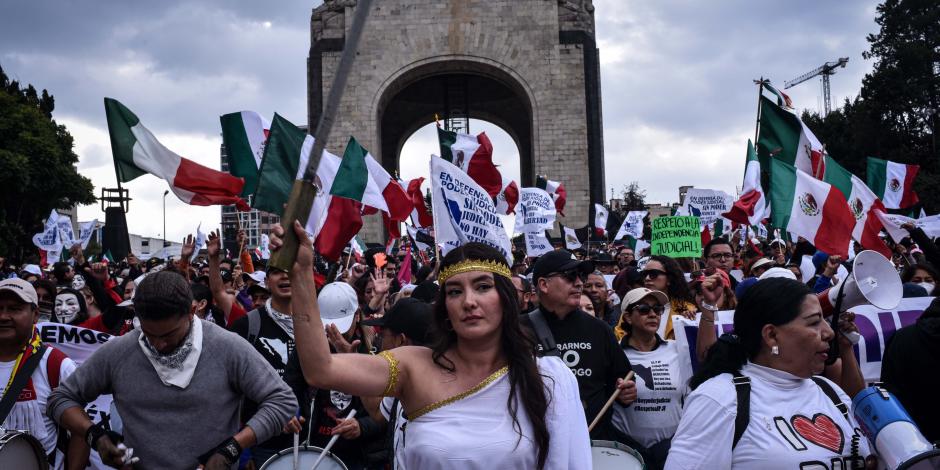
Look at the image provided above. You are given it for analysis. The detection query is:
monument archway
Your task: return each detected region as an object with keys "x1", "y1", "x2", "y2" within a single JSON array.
[{"x1": 309, "y1": 0, "x2": 604, "y2": 241}]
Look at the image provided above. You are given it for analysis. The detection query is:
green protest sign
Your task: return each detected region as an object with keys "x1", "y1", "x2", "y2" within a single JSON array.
[{"x1": 651, "y1": 216, "x2": 701, "y2": 258}]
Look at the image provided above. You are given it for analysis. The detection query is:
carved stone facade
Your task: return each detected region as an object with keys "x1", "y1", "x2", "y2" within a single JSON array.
[{"x1": 309, "y1": 0, "x2": 604, "y2": 241}]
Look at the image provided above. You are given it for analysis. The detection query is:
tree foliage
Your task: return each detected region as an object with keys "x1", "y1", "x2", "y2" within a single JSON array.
[
  {"x1": 620, "y1": 181, "x2": 647, "y2": 212},
  {"x1": 803, "y1": 0, "x2": 939, "y2": 212},
  {"x1": 0, "y1": 64, "x2": 96, "y2": 261}
]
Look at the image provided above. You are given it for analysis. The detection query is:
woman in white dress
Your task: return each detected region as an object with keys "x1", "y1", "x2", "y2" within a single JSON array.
[
  {"x1": 665, "y1": 277, "x2": 874, "y2": 470},
  {"x1": 270, "y1": 222, "x2": 591, "y2": 469}
]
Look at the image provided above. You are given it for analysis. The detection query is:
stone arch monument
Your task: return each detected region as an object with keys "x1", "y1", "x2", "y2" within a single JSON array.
[{"x1": 309, "y1": 0, "x2": 604, "y2": 241}]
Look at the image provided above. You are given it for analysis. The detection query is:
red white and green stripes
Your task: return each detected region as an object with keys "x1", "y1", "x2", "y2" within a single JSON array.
[
  {"x1": 724, "y1": 140, "x2": 767, "y2": 226},
  {"x1": 536, "y1": 175, "x2": 567, "y2": 216},
  {"x1": 866, "y1": 157, "x2": 919, "y2": 209},
  {"x1": 104, "y1": 98, "x2": 248, "y2": 210},
  {"x1": 437, "y1": 128, "x2": 503, "y2": 197},
  {"x1": 220, "y1": 111, "x2": 270, "y2": 196},
  {"x1": 769, "y1": 158, "x2": 854, "y2": 257},
  {"x1": 822, "y1": 158, "x2": 891, "y2": 258},
  {"x1": 330, "y1": 137, "x2": 412, "y2": 221},
  {"x1": 757, "y1": 96, "x2": 826, "y2": 178}
]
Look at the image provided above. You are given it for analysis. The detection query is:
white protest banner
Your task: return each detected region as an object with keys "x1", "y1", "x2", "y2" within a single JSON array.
[
  {"x1": 672, "y1": 296, "x2": 932, "y2": 384},
  {"x1": 680, "y1": 188, "x2": 734, "y2": 228},
  {"x1": 259, "y1": 233, "x2": 271, "y2": 260},
  {"x1": 430, "y1": 155, "x2": 513, "y2": 264},
  {"x1": 38, "y1": 322, "x2": 115, "y2": 470},
  {"x1": 191, "y1": 222, "x2": 207, "y2": 262},
  {"x1": 78, "y1": 219, "x2": 98, "y2": 250},
  {"x1": 513, "y1": 187, "x2": 556, "y2": 233},
  {"x1": 614, "y1": 210, "x2": 647, "y2": 240},
  {"x1": 32, "y1": 209, "x2": 61, "y2": 251},
  {"x1": 524, "y1": 231, "x2": 553, "y2": 257},
  {"x1": 876, "y1": 211, "x2": 940, "y2": 242},
  {"x1": 562, "y1": 226, "x2": 581, "y2": 250},
  {"x1": 57, "y1": 216, "x2": 77, "y2": 248}
]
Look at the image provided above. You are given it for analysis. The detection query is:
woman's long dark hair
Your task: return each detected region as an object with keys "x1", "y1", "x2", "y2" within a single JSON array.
[
  {"x1": 689, "y1": 277, "x2": 812, "y2": 389},
  {"x1": 648, "y1": 255, "x2": 695, "y2": 304},
  {"x1": 430, "y1": 243, "x2": 550, "y2": 469},
  {"x1": 901, "y1": 263, "x2": 938, "y2": 283}
]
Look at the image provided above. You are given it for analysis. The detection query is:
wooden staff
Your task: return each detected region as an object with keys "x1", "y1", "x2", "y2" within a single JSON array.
[
  {"x1": 267, "y1": 0, "x2": 374, "y2": 273},
  {"x1": 588, "y1": 371, "x2": 635, "y2": 433}
]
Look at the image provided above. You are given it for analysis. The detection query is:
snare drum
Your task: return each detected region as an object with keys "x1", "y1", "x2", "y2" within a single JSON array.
[
  {"x1": 0, "y1": 430, "x2": 48, "y2": 470},
  {"x1": 591, "y1": 440, "x2": 645, "y2": 470},
  {"x1": 259, "y1": 445, "x2": 348, "y2": 470}
]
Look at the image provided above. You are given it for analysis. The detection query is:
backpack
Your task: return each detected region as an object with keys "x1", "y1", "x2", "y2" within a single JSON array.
[
  {"x1": 246, "y1": 306, "x2": 267, "y2": 345},
  {"x1": 525, "y1": 309, "x2": 561, "y2": 357},
  {"x1": 731, "y1": 372, "x2": 850, "y2": 449}
]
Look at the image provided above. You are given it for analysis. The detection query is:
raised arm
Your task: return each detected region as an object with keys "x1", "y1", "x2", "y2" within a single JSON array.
[
  {"x1": 206, "y1": 230, "x2": 235, "y2": 317},
  {"x1": 275, "y1": 221, "x2": 410, "y2": 398}
]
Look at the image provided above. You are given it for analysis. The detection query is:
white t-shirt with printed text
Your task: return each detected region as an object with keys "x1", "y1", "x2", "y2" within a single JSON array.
[
  {"x1": 0, "y1": 347, "x2": 76, "y2": 464},
  {"x1": 612, "y1": 339, "x2": 691, "y2": 448},
  {"x1": 665, "y1": 362, "x2": 870, "y2": 470}
]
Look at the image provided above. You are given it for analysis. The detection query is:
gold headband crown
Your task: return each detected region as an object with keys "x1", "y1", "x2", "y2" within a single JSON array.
[{"x1": 438, "y1": 259, "x2": 512, "y2": 284}]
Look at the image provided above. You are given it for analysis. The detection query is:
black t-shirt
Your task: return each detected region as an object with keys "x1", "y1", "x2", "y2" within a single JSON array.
[
  {"x1": 230, "y1": 308, "x2": 296, "y2": 450},
  {"x1": 526, "y1": 308, "x2": 631, "y2": 440}
]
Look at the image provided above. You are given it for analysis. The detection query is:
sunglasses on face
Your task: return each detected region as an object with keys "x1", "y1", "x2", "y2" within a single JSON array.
[
  {"x1": 640, "y1": 269, "x2": 666, "y2": 279},
  {"x1": 632, "y1": 304, "x2": 665, "y2": 315},
  {"x1": 547, "y1": 269, "x2": 587, "y2": 283}
]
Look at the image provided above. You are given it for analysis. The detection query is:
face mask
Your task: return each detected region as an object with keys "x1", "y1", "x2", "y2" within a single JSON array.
[
  {"x1": 55, "y1": 293, "x2": 81, "y2": 324},
  {"x1": 916, "y1": 282, "x2": 935, "y2": 295}
]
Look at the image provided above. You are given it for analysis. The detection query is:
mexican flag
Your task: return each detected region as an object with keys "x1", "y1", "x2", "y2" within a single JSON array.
[
  {"x1": 866, "y1": 157, "x2": 919, "y2": 209},
  {"x1": 220, "y1": 111, "x2": 270, "y2": 197},
  {"x1": 769, "y1": 158, "x2": 854, "y2": 257},
  {"x1": 724, "y1": 140, "x2": 767, "y2": 226},
  {"x1": 592, "y1": 203, "x2": 609, "y2": 238},
  {"x1": 821, "y1": 158, "x2": 891, "y2": 258},
  {"x1": 763, "y1": 82, "x2": 793, "y2": 109},
  {"x1": 251, "y1": 113, "x2": 362, "y2": 261},
  {"x1": 437, "y1": 128, "x2": 503, "y2": 197},
  {"x1": 104, "y1": 98, "x2": 249, "y2": 210},
  {"x1": 536, "y1": 175, "x2": 567, "y2": 216},
  {"x1": 405, "y1": 177, "x2": 433, "y2": 228},
  {"x1": 756, "y1": 96, "x2": 826, "y2": 178},
  {"x1": 332, "y1": 137, "x2": 412, "y2": 221},
  {"x1": 494, "y1": 175, "x2": 519, "y2": 215}
]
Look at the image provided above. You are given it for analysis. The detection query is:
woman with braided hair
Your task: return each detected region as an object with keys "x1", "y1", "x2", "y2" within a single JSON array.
[{"x1": 270, "y1": 221, "x2": 590, "y2": 469}]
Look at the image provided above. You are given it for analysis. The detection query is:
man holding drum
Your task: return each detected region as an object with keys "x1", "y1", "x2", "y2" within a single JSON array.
[
  {"x1": 47, "y1": 270, "x2": 297, "y2": 469},
  {"x1": 0, "y1": 278, "x2": 84, "y2": 469}
]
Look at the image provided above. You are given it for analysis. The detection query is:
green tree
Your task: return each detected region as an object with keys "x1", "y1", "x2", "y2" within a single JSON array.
[
  {"x1": 620, "y1": 181, "x2": 647, "y2": 212},
  {"x1": 0, "y1": 64, "x2": 96, "y2": 261},
  {"x1": 804, "y1": 0, "x2": 939, "y2": 212}
]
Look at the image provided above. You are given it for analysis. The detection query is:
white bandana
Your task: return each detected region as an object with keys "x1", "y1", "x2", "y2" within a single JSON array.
[
  {"x1": 265, "y1": 299, "x2": 294, "y2": 339},
  {"x1": 137, "y1": 317, "x2": 203, "y2": 389}
]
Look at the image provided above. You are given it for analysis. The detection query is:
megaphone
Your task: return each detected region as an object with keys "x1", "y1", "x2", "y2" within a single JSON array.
[
  {"x1": 853, "y1": 385, "x2": 940, "y2": 469},
  {"x1": 818, "y1": 250, "x2": 902, "y2": 314}
]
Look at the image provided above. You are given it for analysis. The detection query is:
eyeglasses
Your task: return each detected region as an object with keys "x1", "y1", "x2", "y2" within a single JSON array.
[
  {"x1": 632, "y1": 304, "x2": 665, "y2": 315},
  {"x1": 640, "y1": 269, "x2": 666, "y2": 279},
  {"x1": 708, "y1": 253, "x2": 734, "y2": 260},
  {"x1": 546, "y1": 269, "x2": 586, "y2": 283}
]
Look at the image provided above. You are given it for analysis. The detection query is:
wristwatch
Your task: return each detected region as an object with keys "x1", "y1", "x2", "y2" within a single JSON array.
[
  {"x1": 216, "y1": 437, "x2": 242, "y2": 463},
  {"x1": 85, "y1": 423, "x2": 107, "y2": 449}
]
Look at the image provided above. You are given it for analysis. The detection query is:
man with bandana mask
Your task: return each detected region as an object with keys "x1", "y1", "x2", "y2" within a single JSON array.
[
  {"x1": 0, "y1": 278, "x2": 85, "y2": 469},
  {"x1": 48, "y1": 270, "x2": 296, "y2": 470}
]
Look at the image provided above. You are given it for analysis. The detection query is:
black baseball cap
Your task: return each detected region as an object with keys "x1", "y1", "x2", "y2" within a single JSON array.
[
  {"x1": 592, "y1": 252, "x2": 616, "y2": 265},
  {"x1": 362, "y1": 297, "x2": 432, "y2": 345},
  {"x1": 532, "y1": 250, "x2": 594, "y2": 282}
]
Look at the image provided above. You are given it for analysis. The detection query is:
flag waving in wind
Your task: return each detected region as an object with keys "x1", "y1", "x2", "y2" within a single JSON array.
[
  {"x1": 437, "y1": 128, "x2": 503, "y2": 197},
  {"x1": 104, "y1": 98, "x2": 249, "y2": 210},
  {"x1": 866, "y1": 157, "x2": 919, "y2": 209},
  {"x1": 724, "y1": 140, "x2": 767, "y2": 226}
]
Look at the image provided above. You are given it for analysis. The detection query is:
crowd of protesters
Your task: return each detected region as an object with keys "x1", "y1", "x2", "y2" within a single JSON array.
[{"x1": 0, "y1": 218, "x2": 937, "y2": 469}]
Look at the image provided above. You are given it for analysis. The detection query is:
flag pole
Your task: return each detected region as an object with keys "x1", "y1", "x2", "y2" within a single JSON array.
[
  {"x1": 268, "y1": 0, "x2": 374, "y2": 272},
  {"x1": 753, "y1": 77, "x2": 766, "y2": 145}
]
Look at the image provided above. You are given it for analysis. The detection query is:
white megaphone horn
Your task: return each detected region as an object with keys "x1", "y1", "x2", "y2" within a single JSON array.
[{"x1": 818, "y1": 250, "x2": 902, "y2": 314}]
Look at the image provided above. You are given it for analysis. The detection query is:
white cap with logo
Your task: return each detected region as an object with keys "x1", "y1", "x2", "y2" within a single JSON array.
[{"x1": 0, "y1": 278, "x2": 39, "y2": 306}]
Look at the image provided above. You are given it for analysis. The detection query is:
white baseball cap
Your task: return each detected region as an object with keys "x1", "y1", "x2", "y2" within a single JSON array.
[
  {"x1": 318, "y1": 282, "x2": 359, "y2": 333},
  {"x1": 758, "y1": 267, "x2": 797, "y2": 281},
  {"x1": 0, "y1": 278, "x2": 38, "y2": 305}
]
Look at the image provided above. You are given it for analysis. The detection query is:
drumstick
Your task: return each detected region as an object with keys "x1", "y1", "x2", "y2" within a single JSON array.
[
  {"x1": 311, "y1": 408, "x2": 358, "y2": 470},
  {"x1": 588, "y1": 371, "x2": 635, "y2": 433},
  {"x1": 293, "y1": 409, "x2": 301, "y2": 470}
]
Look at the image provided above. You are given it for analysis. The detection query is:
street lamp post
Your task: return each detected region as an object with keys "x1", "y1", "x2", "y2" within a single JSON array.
[{"x1": 163, "y1": 190, "x2": 169, "y2": 256}]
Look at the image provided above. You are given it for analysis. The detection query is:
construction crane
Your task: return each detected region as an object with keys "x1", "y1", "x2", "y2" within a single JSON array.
[{"x1": 784, "y1": 57, "x2": 849, "y2": 116}]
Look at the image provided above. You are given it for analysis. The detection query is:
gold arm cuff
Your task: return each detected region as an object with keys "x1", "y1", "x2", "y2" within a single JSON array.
[{"x1": 379, "y1": 350, "x2": 400, "y2": 396}]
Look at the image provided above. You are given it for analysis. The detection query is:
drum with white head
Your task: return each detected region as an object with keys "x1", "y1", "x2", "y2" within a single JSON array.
[
  {"x1": 591, "y1": 440, "x2": 645, "y2": 469},
  {"x1": 259, "y1": 445, "x2": 348, "y2": 470},
  {"x1": 0, "y1": 430, "x2": 47, "y2": 470}
]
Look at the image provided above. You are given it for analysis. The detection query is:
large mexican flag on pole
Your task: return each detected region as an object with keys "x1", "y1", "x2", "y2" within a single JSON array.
[
  {"x1": 220, "y1": 111, "x2": 270, "y2": 197},
  {"x1": 437, "y1": 128, "x2": 503, "y2": 197},
  {"x1": 756, "y1": 96, "x2": 826, "y2": 178},
  {"x1": 866, "y1": 157, "x2": 919, "y2": 209},
  {"x1": 769, "y1": 158, "x2": 854, "y2": 257},
  {"x1": 822, "y1": 158, "x2": 891, "y2": 258},
  {"x1": 104, "y1": 98, "x2": 249, "y2": 210}
]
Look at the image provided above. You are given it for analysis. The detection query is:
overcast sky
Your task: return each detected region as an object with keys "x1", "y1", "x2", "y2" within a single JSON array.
[{"x1": 0, "y1": 0, "x2": 881, "y2": 242}]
